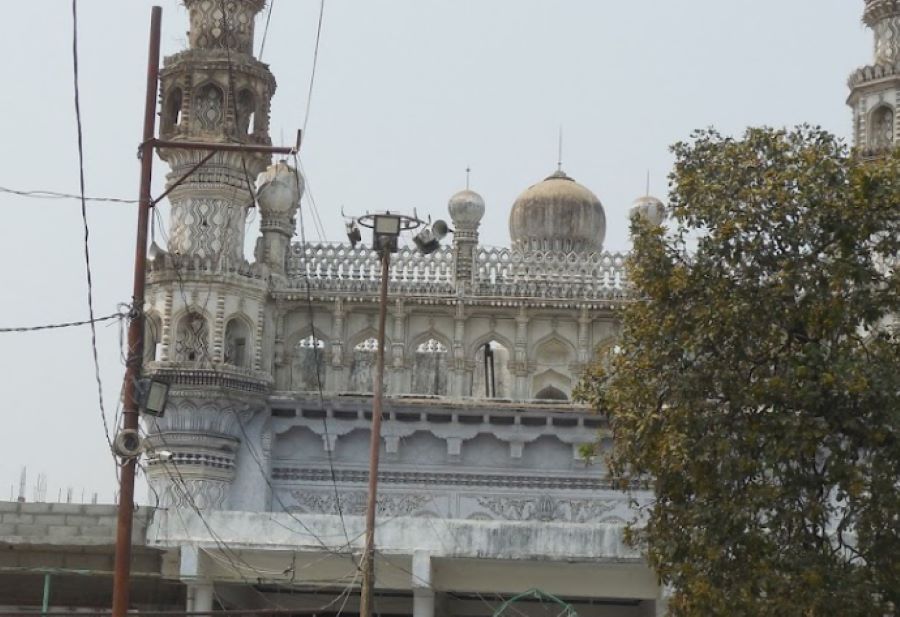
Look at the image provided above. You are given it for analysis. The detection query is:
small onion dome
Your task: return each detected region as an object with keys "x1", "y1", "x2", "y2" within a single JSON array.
[
  {"x1": 256, "y1": 161, "x2": 303, "y2": 216},
  {"x1": 509, "y1": 169, "x2": 606, "y2": 253},
  {"x1": 448, "y1": 189, "x2": 485, "y2": 229},
  {"x1": 629, "y1": 195, "x2": 666, "y2": 227}
]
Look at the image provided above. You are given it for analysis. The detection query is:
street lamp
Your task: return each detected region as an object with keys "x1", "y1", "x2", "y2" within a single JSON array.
[{"x1": 345, "y1": 210, "x2": 451, "y2": 617}]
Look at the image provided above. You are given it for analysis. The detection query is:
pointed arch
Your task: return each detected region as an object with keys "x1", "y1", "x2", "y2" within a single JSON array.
[
  {"x1": 530, "y1": 332, "x2": 577, "y2": 365},
  {"x1": 223, "y1": 313, "x2": 254, "y2": 368},
  {"x1": 193, "y1": 82, "x2": 225, "y2": 131},
  {"x1": 532, "y1": 368, "x2": 572, "y2": 400},
  {"x1": 143, "y1": 311, "x2": 163, "y2": 365},
  {"x1": 869, "y1": 104, "x2": 895, "y2": 149},
  {"x1": 470, "y1": 333, "x2": 513, "y2": 399},
  {"x1": 284, "y1": 326, "x2": 328, "y2": 393},
  {"x1": 347, "y1": 327, "x2": 391, "y2": 394},
  {"x1": 173, "y1": 307, "x2": 211, "y2": 363},
  {"x1": 409, "y1": 330, "x2": 451, "y2": 396}
]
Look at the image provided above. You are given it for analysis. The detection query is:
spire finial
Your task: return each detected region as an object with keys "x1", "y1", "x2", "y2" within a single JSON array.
[
  {"x1": 466, "y1": 165, "x2": 471, "y2": 190},
  {"x1": 646, "y1": 170, "x2": 651, "y2": 196},
  {"x1": 557, "y1": 125, "x2": 564, "y2": 172}
]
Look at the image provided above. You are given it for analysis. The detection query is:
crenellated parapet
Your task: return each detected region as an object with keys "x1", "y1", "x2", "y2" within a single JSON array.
[{"x1": 283, "y1": 242, "x2": 628, "y2": 301}]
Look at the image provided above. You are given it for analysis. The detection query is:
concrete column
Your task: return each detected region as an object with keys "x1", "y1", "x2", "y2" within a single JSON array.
[
  {"x1": 187, "y1": 582, "x2": 214, "y2": 612},
  {"x1": 412, "y1": 550, "x2": 435, "y2": 617}
]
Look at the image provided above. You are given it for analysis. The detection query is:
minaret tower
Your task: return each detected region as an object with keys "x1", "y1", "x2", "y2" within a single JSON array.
[
  {"x1": 848, "y1": 0, "x2": 900, "y2": 153},
  {"x1": 143, "y1": 1, "x2": 293, "y2": 512},
  {"x1": 159, "y1": 0, "x2": 275, "y2": 262}
]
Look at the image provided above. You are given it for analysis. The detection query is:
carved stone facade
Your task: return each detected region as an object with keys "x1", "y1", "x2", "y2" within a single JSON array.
[{"x1": 849, "y1": 0, "x2": 900, "y2": 155}]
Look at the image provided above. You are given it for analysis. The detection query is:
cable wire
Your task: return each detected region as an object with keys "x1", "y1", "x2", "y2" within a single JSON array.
[
  {"x1": 258, "y1": 0, "x2": 275, "y2": 60},
  {"x1": 0, "y1": 312, "x2": 124, "y2": 334},
  {"x1": 0, "y1": 185, "x2": 137, "y2": 204},
  {"x1": 302, "y1": 0, "x2": 326, "y2": 136},
  {"x1": 71, "y1": 0, "x2": 114, "y2": 452}
]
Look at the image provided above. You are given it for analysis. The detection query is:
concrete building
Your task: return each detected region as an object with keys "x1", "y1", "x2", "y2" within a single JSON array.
[{"x1": 1, "y1": 0, "x2": 887, "y2": 615}]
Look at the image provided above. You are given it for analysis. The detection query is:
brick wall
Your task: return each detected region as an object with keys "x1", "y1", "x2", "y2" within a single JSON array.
[{"x1": 0, "y1": 501, "x2": 150, "y2": 546}]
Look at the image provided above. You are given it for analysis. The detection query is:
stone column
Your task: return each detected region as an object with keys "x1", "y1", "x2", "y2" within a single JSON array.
[
  {"x1": 187, "y1": 582, "x2": 214, "y2": 613},
  {"x1": 412, "y1": 550, "x2": 435, "y2": 617}
]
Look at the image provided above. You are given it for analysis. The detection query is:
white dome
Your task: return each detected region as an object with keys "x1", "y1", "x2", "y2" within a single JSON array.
[
  {"x1": 448, "y1": 189, "x2": 485, "y2": 228},
  {"x1": 509, "y1": 170, "x2": 606, "y2": 253},
  {"x1": 629, "y1": 195, "x2": 666, "y2": 227}
]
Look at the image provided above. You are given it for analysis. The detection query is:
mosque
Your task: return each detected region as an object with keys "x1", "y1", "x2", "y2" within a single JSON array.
[{"x1": 0, "y1": 1, "x2": 892, "y2": 615}]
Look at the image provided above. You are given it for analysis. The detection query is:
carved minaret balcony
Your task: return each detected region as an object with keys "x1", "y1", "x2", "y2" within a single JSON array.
[{"x1": 157, "y1": 0, "x2": 275, "y2": 263}]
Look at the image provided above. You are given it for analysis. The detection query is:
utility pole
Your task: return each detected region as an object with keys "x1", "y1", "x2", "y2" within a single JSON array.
[
  {"x1": 111, "y1": 8, "x2": 161, "y2": 617},
  {"x1": 111, "y1": 8, "x2": 298, "y2": 617},
  {"x1": 359, "y1": 247, "x2": 390, "y2": 617},
  {"x1": 345, "y1": 213, "x2": 451, "y2": 617}
]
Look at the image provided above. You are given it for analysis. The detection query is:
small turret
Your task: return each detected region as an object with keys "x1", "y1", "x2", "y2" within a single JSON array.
[{"x1": 256, "y1": 161, "x2": 302, "y2": 275}]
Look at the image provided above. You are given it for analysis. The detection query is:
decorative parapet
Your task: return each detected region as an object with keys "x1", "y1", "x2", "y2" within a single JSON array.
[
  {"x1": 284, "y1": 242, "x2": 629, "y2": 300},
  {"x1": 847, "y1": 62, "x2": 900, "y2": 89}
]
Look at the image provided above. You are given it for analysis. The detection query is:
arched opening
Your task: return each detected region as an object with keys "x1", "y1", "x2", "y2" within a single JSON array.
[
  {"x1": 143, "y1": 314, "x2": 162, "y2": 365},
  {"x1": 223, "y1": 318, "x2": 251, "y2": 368},
  {"x1": 349, "y1": 337, "x2": 384, "y2": 393},
  {"x1": 411, "y1": 338, "x2": 448, "y2": 395},
  {"x1": 174, "y1": 312, "x2": 209, "y2": 363},
  {"x1": 472, "y1": 340, "x2": 512, "y2": 398},
  {"x1": 194, "y1": 83, "x2": 225, "y2": 132},
  {"x1": 535, "y1": 385, "x2": 568, "y2": 401},
  {"x1": 163, "y1": 87, "x2": 183, "y2": 134},
  {"x1": 236, "y1": 89, "x2": 256, "y2": 137},
  {"x1": 292, "y1": 335, "x2": 327, "y2": 391},
  {"x1": 870, "y1": 105, "x2": 895, "y2": 149}
]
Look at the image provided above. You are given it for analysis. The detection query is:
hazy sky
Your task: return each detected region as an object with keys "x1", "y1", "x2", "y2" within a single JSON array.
[{"x1": 0, "y1": 1, "x2": 869, "y2": 503}]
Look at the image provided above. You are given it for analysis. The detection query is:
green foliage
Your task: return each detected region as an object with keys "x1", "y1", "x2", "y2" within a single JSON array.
[{"x1": 579, "y1": 126, "x2": 900, "y2": 616}]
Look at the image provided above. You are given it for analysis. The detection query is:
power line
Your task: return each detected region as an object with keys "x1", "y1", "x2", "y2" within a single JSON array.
[
  {"x1": 71, "y1": 0, "x2": 114, "y2": 452},
  {"x1": 258, "y1": 0, "x2": 275, "y2": 60},
  {"x1": 0, "y1": 185, "x2": 137, "y2": 204},
  {"x1": 0, "y1": 312, "x2": 125, "y2": 334},
  {"x1": 302, "y1": 0, "x2": 327, "y2": 136}
]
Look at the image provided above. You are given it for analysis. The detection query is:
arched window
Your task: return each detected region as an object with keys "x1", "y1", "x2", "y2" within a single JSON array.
[
  {"x1": 870, "y1": 105, "x2": 895, "y2": 149},
  {"x1": 292, "y1": 335, "x2": 326, "y2": 391},
  {"x1": 175, "y1": 312, "x2": 208, "y2": 363},
  {"x1": 472, "y1": 340, "x2": 512, "y2": 398},
  {"x1": 194, "y1": 83, "x2": 224, "y2": 131},
  {"x1": 163, "y1": 87, "x2": 183, "y2": 134},
  {"x1": 412, "y1": 338, "x2": 448, "y2": 395},
  {"x1": 236, "y1": 89, "x2": 256, "y2": 137},
  {"x1": 143, "y1": 314, "x2": 162, "y2": 365},
  {"x1": 223, "y1": 318, "x2": 251, "y2": 368},
  {"x1": 349, "y1": 337, "x2": 381, "y2": 393}
]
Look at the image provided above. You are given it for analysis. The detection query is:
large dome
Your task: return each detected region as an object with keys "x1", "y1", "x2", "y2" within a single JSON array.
[{"x1": 509, "y1": 169, "x2": 606, "y2": 253}]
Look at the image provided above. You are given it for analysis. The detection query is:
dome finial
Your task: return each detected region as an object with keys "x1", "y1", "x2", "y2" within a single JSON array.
[
  {"x1": 557, "y1": 125, "x2": 564, "y2": 172},
  {"x1": 466, "y1": 165, "x2": 471, "y2": 190}
]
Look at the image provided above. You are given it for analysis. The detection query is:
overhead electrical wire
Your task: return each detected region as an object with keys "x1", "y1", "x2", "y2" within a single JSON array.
[
  {"x1": 0, "y1": 185, "x2": 137, "y2": 204},
  {"x1": 258, "y1": 0, "x2": 275, "y2": 60},
  {"x1": 71, "y1": 0, "x2": 115, "y2": 453},
  {"x1": 0, "y1": 312, "x2": 124, "y2": 334}
]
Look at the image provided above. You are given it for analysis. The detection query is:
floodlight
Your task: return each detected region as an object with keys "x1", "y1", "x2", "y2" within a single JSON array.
[{"x1": 137, "y1": 378, "x2": 170, "y2": 417}]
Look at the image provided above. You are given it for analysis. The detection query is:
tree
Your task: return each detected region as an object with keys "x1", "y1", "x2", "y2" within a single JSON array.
[{"x1": 578, "y1": 127, "x2": 900, "y2": 616}]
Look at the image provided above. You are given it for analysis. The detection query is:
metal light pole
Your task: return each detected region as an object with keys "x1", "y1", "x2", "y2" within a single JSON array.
[{"x1": 347, "y1": 212, "x2": 451, "y2": 617}]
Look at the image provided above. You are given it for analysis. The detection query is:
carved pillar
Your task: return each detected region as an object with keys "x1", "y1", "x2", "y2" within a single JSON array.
[
  {"x1": 578, "y1": 306, "x2": 592, "y2": 365},
  {"x1": 391, "y1": 300, "x2": 407, "y2": 393},
  {"x1": 447, "y1": 189, "x2": 485, "y2": 292},
  {"x1": 451, "y1": 302, "x2": 467, "y2": 396},
  {"x1": 514, "y1": 306, "x2": 530, "y2": 400},
  {"x1": 272, "y1": 304, "x2": 287, "y2": 387},
  {"x1": 329, "y1": 299, "x2": 345, "y2": 391}
]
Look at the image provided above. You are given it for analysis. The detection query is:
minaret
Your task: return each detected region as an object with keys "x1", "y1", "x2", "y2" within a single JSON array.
[
  {"x1": 447, "y1": 175, "x2": 485, "y2": 291},
  {"x1": 158, "y1": 0, "x2": 275, "y2": 263},
  {"x1": 848, "y1": 0, "x2": 900, "y2": 152},
  {"x1": 143, "y1": 1, "x2": 281, "y2": 512}
]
